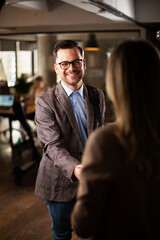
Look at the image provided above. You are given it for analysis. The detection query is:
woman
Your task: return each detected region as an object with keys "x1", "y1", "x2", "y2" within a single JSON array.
[
  {"x1": 71, "y1": 40, "x2": 160, "y2": 240},
  {"x1": 29, "y1": 76, "x2": 46, "y2": 99}
]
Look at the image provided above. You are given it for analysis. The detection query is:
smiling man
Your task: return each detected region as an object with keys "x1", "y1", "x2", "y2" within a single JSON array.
[
  {"x1": 54, "y1": 47, "x2": 85, "y2": 90},
  {"x1": 34, "y1": 40, "x2": 106, "y2": 240}
]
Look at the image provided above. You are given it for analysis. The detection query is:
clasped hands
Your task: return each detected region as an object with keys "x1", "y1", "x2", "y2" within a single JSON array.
[{"x1": 74, "y1": 164, "x2": 82, "y2": 181}]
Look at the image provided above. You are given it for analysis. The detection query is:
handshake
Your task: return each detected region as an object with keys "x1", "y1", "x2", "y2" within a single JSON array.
[{"x1": 74, "y1": 164, "x2": 82, "y2": 181}]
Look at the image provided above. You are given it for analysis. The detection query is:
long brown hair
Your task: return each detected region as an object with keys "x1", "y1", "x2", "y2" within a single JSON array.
[{"x1": 107, "y1": 40, "x2": 160, "y2": 176}]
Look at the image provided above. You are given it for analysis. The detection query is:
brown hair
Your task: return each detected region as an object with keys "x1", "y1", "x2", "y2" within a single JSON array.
[
  {"x1": 107, "y1": 40, "x2": 160, "y2": 176},
  {"x1": 53, "y1": 40, "x2": 83, "y2": 59},
  {"x1": 35, "y1": 76, "x2": 43, "y2": 82}
]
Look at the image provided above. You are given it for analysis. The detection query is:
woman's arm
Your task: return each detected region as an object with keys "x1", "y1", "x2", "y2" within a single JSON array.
[{"x1": 71, "y1": 128, "x2": 112, "y2": 238}]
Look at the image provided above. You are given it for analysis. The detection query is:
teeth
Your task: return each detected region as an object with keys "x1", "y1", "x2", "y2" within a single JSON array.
[
  {"x1": 66, "y1": 72, "x2": 78, "y2": 77},
  {"x1": 69, "y1": 74, "x2": 76, "y2": 76}
]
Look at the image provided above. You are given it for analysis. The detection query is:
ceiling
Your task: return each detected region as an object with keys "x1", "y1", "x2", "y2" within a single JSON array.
[{"x1": 0, "y1": 0, "x2": 159, "y2": 41}]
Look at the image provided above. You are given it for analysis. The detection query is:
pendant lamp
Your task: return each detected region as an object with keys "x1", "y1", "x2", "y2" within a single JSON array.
[
  {"x1": 157, "y1": 30, "x2": 160, "y2": 41},
  {"x1": 85, "y1": 33, "x2": 100, "y2": 51}
]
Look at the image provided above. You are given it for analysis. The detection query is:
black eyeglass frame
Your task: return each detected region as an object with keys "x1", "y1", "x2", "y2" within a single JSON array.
[{"x1": 57, "y1": 59, "x2": 83, "y2": 70}]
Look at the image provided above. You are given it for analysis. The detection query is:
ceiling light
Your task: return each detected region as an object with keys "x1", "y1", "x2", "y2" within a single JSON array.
[
  {"x1": 157, "y1": 30, "x2": 160, "y2": 41},
  {"x1": 85, "y1": 33, "x2": 100, "y2": 51}
]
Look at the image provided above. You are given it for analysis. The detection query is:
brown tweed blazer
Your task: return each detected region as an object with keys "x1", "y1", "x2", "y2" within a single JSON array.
[{"x1": 34, "y1": 82, "x2": 106, "y2": 201}]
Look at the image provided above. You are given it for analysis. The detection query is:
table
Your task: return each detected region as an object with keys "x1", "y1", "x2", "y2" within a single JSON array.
[{"x1": 0, "y1": 104, "x2": 35, "y2": 149}]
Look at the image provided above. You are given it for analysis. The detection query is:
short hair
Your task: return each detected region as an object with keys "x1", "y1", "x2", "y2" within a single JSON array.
[{"x1": 53, "y1": 40, "x2": 83, "y2": 59}]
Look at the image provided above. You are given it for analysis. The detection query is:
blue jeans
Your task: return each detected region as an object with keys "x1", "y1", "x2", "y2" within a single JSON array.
[{"x1": 45, "y1": 199, "x2": 75, "y2": 240}]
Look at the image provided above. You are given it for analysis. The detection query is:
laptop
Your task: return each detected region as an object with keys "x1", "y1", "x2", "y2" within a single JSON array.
[{"x1": 0, "y1": 94, "x2": 15, "y2": 109}]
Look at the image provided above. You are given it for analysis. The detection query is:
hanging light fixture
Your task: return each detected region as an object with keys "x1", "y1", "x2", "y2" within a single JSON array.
[
  {"x1": 157, "y1": 30, "x2": 160, "y2": 41},
  {"x1": 84, "y1": 33, "x2": 100, "y2": 51}
]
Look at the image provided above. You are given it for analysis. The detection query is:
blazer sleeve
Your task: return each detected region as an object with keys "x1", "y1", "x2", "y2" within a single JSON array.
[
  {"x1": 35, "y1": 96, "x2": 80, "y2": 182},
  {"x1": 71, "y1": 128, "x2": 112, "y2": 238}
]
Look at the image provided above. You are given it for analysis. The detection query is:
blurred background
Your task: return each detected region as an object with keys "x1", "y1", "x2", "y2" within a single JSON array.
[
  {"x1": 0, "y1": 1, "x2": 159, "y2": 239},
  {"x1": 0, "y1": 0, "x2": 159, "y2": 90}
]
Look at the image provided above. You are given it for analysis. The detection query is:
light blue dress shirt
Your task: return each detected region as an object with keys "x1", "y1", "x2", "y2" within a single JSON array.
[{"x1": 61, "y1": 81, "x2": 87, "y2": 147}]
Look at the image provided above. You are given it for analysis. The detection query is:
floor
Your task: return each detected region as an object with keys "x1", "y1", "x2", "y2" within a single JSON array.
[{"x1": 0, "y1": 117, "x2": 78, "y2": 240}]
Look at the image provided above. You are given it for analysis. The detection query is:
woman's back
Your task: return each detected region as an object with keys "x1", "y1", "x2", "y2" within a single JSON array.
[
  {"x1": 102, "y1": 125, "x2": 160, "y2": 239},
  {"x1": 72, "y1": 123, "x2": 160, "y2": 240}
]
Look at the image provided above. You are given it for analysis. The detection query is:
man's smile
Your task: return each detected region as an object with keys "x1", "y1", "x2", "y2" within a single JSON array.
[{"x1": 66, "y1": 71, "x2": 79, "y2": 77}]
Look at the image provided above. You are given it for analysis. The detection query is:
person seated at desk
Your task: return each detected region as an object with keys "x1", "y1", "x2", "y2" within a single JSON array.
[
  {"x1": 29, "y1": 76, "x2": 46, "y2": 99},
  {"x1": 0, "y1": 81, "x2": 40, "y2": 162},
  {"x1": 25, "y1": 76, "x2": 48, "y2": 120}
]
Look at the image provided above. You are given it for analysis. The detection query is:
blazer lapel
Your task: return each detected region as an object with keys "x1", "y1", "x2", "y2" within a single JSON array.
[
  {"x1": 84, "y1": 85, "x2": 95, "y2": 136},
  {"x1": 55, "y1": 82, "x2": 83, "y2": 146}
]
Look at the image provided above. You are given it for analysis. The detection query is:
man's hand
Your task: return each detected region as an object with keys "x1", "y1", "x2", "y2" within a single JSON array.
[{"x1": 74, "y1": 164, "x2": 82, "y2": 181}]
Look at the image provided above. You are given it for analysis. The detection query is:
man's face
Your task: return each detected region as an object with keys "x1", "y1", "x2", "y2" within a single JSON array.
[{"x1": 54, "y1": 47, "x2": 86, "y2": 91}]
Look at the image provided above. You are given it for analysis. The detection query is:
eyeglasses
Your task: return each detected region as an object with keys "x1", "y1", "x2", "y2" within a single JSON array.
[{"x1": 57, "y1": 59, "x2": 83, "y2": 70}]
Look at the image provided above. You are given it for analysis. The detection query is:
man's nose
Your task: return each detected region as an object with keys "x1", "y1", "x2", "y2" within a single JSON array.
[{"x1": 68, "y1": 62, "x2": 75, "y2": 70}]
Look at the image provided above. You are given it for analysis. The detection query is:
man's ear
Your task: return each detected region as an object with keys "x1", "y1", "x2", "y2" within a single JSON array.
[
  {"x1": 54, "y1": 63, "x2": 58, "y2": 73},
  {"x1": 83, "y1": 59, "x2": 86, "y2": 70}
]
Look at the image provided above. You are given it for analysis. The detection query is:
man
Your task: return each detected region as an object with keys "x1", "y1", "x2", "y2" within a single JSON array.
[{"x1": 35, "y1": 40, "x2": 106, "y2": 240}]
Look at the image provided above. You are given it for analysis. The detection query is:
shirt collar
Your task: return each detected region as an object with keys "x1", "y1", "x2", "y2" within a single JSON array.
[{"x1": 61, "y1": 81, "x2": 84, "y2": 98}]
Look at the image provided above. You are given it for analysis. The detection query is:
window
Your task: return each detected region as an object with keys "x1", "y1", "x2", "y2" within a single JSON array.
[
  {"x1": 0, "y1": 40, "x2": 37, "y2": 87},
  {"x1": 0, "y1": 51, "x2": 16, "y2": 87},
  {"x1": 17, "y1": 51, "x2": 32, "y2": 78}
]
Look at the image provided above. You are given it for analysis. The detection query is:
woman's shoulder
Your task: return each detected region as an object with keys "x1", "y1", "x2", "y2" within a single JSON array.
[
  {"x1": 83, "y1": 122, "x2": 125, "y2": 170},
  {"x1": 90, "y1": 122, "x2": 118, "y2": 144},
  {"x1": 88, "y1": 122, "x2": 124, "y2": 156}
]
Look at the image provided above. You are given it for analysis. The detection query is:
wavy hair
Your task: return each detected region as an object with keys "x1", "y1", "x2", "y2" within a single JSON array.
[{"x1": 107, "y1": 40, "x2": 160, "y2": 176}]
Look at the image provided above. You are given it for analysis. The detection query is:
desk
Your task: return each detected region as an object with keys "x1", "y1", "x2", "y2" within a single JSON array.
[{"x1": 0, "y1": 104, "x2": 35, "y2": 149}]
